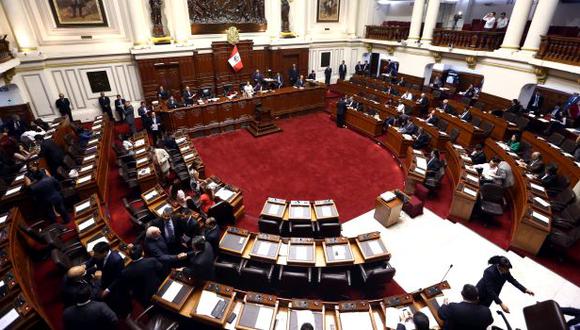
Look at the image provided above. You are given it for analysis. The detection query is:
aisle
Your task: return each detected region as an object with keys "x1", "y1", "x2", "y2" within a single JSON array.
[{"x1": 342, "y1": 208, "x2": 580, "y2": 330}]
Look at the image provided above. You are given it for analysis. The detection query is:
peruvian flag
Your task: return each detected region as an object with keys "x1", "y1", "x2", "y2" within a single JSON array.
[{"x1": 228, "y1": 45, "x2": 243, "y2": 72}]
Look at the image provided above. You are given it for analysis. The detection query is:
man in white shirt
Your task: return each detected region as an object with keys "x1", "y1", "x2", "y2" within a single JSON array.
[
  {"x1": 396, "y1": 101, "x2": 407, "y2": 114},
  {"x1": 243, "y1": 81, "x2": 255, "y2": 98},
  {"x1": 401, "y1": 90, "x2": 413, "y2": 101},
  {"x1": 483, "y1": 12, "x2": 496, "y2": 30},
  {"x1": 473, "y1": 157, "x2": 503, "y2": 185},
  {"x1": 153, "y1": 144, "x2": 171, "y2": 178},
  {"x1": 496, "y1": 12, "x2": 509, "y2": 30}
]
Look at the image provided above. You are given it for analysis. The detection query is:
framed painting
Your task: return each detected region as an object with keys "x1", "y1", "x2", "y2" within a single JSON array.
[
  {"x1": 317, "y1": 0, "x2": 340, "y2": 22},
  {"x1": 49, "y1": 0, "x2": 108, "y2": 28}
]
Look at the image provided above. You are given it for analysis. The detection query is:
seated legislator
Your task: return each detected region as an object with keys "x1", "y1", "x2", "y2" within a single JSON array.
[
  {"x1": 274, "y1": 72, "x2": 284, "y2": 89},
  {"x1": 539, "y1": 164, "x2": 559, "y2": 189},
  {"x1": 243, "y1": 81, "x2": 255, "y2": 97},
  {"x1": 396, "y1": 311, "x2": 430, "y2": 330},
  {"x1": 430, "y1": 75, "x2": 443, "y2": 89},
  {"x1": 396, "y1": 101, "x2": 408, "y2": 115},
  {"x1": 413, "y1": 127, "x2": 430, "y2": 150},
  {"x1": 158, "y1": 85, "x2": 169, "y2": 100},
  {"x1": 182, "y1": 86, "x2": 195, "y2": 106},
  {"x1": 470, "y1": 144, "x2": 487, "y2": 165},
  {"x1": 397, "y1": 77, "x2": 406, "y2": 86},
  {"x1": 144, "y1": 226, "x2": 188, "y2": 267},
  {"x1": 399, "y1": 115, "x2": 417, "y2": 135},
  {"x1": 438, "y1": 284, "x2": 493, "y2": 330},
  {"x1": 426, "y1": 110, "x2": 439, "y2": 125},
  {"x1": 473, "y1": 157, "x2": 503, "y2": 185},
  {"x1": 438, "y1": 99, "x2": 456, "y2": 115},
  {"x1": 307, "y1": 70, "x2": 316, "y2": 80},
  {"x1": 120, "y1": 244, "x2": 164, "y2": 306},
  {"x1": 506, "y1": 99, "x2": 523, "y2": 114},
  {"x1": 384, "y1": 85, "x2": 398, "y2": 95},
  {"x1": 507, "y1": 134, "x2": 521, "y2": 153},
  {"x1": 459, "y1": 84, "x2": 476, "y2": 98},
  {"x1": 526, "y1": 152, "x2": 545, "y2": 175},
  {"x1": 186, "y1": 236, "x2": 215, "y2": 281},
  {"x1": 166, "y1": 96, "x2": 180, "y2": 109},
  {"x1": 459, "y1": 107, "x2": 472, "y2": 121},
  {"x1": 295, "y1": 74, "x2": 306, "y2": 88},
  {"x1": 416, "y1": 93, "x2": 430, "y2": 114},
  {"x1": 401, "y1": 90, "x2": 413, "y2": 101},
  {"x1": 426, "y1": 149, "x2": 443, "y2": 176},
  {"x1": 63, "y1": 285, "x2": 118, "y2": 330},
  {"x1": 254, "y1": 80, "x2": 264, "y2": 93}
]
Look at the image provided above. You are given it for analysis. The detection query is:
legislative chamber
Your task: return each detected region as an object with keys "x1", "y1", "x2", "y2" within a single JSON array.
[{"x1": 0, "y1": 0, "x2": 579, "y2": 329}]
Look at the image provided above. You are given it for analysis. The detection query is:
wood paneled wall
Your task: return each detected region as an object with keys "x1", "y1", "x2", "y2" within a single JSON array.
[
  {"x1": 136, "y1": 40, "x2": 310, "y2": 103},
  {"x1": 536, "y1": 86, "x2": 572, "y2": 113}
]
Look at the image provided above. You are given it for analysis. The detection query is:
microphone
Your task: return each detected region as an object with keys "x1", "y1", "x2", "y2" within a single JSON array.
[
  {"x1": 440, "y1": 264, "x2": 453, "y2": 283},
  {"x1": 425, "y1": 264, "x2": 453, "y2": 298}
]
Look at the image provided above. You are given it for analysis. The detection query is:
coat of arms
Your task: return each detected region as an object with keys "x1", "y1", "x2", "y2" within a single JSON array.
[{"x1": 226, "y1": 26, "x2": 240, "y2": 45}]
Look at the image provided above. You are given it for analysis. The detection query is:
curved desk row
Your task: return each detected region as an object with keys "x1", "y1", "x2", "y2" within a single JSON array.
[
  {"x1": 152, "y1": 272, "x2": 451, "y2": 330},
  {"x1": 128, "y1": 131, "x2": 159, "y2": 193},
  {"x1": 174, "y1": 132, "x2": 206, "y2": 179},
  {"x1": 444, "y1": 143, "x2": 481, "y2": 222}
]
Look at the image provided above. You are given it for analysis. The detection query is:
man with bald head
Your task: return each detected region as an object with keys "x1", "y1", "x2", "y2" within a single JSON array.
[
  {"x1": 527, "y1": 152, "x2": 545, "y2": 175},
  {"x1": 62, "y1": 264, "x2": 100, "y2": 307},
  {"x1": 144, "y1": 226, "x2": 188, "y2": 268}
]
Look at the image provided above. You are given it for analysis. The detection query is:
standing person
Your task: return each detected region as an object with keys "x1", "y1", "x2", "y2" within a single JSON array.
[
  {"x1": 186, "y1": 236, "x2": 215, "y2": 281},
  {"x1": 476, "y1": 256, "x2": 534, "y2": 313},
  {"x1": 137, "y1": 101, "x2": 149, "y2": 131},
  {"x1": 339, "y1": 60, "x2": 347, "y2": 80},
  {"x1": 482, "y1": 12, "x2": 496, "y2": 30},
  {"x1": 35, "y1": 135, "x2": 65, "y2": 177},
  {"x1": 152, "y1": 142, "x2": 171, "y2": 181},
  {"x1": 55, "y1": 93, "x2": 73, "y2": 122},
  {"x1": 203, "y1": 217, "x2": 220, "y2": 253},
  {"x1": 63, "y1": 286, "x2": 118, "y2": 330},
  {"x1": 123, "y1": 101, "x2": 136, "y2": 135},
  {"x1": 119, "y1": 245, "x2": 164, "y2": 306},
  {"x1": 98, "y1": 92, "x2": 113, "y2": 120},
  {"x1": 288, "y1": 63, "x2": 299, "y2": 86},
  {"x1": 324, "y1": 66, "x2": 332, "y2": 85},
  {"x1": 355, "y1": 61, "x2": 363, "y2": 75},
  {"x1": 496, "y1": 12, "x2": 509, "y2": 30},
  {"x1": 336, "y1": 96, "x2": 346, "y2": 128},
  {"x1": 182, "y1": 86, "x2": 195, "y2": 106},
  {"x1": 114, "y1": 95, "x2": 125, "y2": 122},
  {"x1": 527, "y1": 91, "x2": 544, "y2": 113},
  {"x1": 24, "y1": 160, "x2": 70, "y2": 224},
  {"x1": 149, "y1": 112, "x2": 161, "y2": 144},
  {"x1": 438, "y1": 284, "x2": 494, "y2": 330},
  {"x1": 157, "y1": 86, "x2": 169, "y2": 100}
]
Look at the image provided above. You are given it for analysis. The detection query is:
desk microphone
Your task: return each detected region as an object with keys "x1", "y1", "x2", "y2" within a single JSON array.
[{"x1": 440, "y1": 264, "x2": 453, "y2": 283}]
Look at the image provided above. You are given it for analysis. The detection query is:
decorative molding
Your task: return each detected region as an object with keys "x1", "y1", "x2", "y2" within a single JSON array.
[
  {"x1": 534, "y1": 66, "x2": 548, "y2": 85},
  {"x1": 465, "y1": 56, "x2": 477, "y2": 69},
  {"x1": 2, "y1": 68, "x2": 16, "y2": 84}
]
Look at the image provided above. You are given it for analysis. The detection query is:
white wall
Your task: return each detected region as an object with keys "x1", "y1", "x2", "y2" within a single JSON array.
[{"x1": 0, "y1": 84, "x2": 24, "y2": 106}]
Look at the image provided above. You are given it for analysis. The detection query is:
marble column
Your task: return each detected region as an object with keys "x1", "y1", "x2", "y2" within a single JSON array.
[
  {"x1": 500, "y1": 0, "x2": 533, "y2": 50},
  {"x1": 1, "y1": 0, "x2": 38, "y2": 52},
  {"x1": 346, "y1": 0, "x2": 358, "y2": 37},
  {"x1": 522, "y1": 0, "x2": 559, "y2": 51},
  {"x1": 126, "y1": 0, "x2": 150, "y2": 46},
  {"x1": 421, "y1": 0, "x2": 441, "y2": 43},
  {"x1": 169, "y1": 0, "x2": 190, "y2": 45},
  {"x1": 408, "y1": 0, "x2": 426, "y2": 41}
]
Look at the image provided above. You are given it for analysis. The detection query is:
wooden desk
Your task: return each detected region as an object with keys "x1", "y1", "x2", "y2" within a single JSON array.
[
  {"x1": 343, "y1": 108, "x2": 383, "y2": 137},
  {"x1": 523, "y1": 132, "x2": 580, "y2": 185},
  {"x1": 444, "y1": 143, "x2": 480, "y2": 222},
  {"x1": 380, "y1": 126, "x2": 413, "y2": 159},
  {"x1": 436, "y1": 110, "x2": 486, "y2": 146},
  {"x1": 404, "y1": 150, "x2": 428, "y2": 194},
  {"x1": 412, "y1": 117, "x2": 450, "y2": 149},
  {"x1": 374, "y1": 192, "x2": 404, "y2": 228}
]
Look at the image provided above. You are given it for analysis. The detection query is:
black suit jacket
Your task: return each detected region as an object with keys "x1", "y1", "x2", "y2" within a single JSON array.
[
  {"x1": 62, "y1": 275, "x2": 99, "y2": 307},
  {"x1": 55, "y1": 98, "x2": 72, "y2": 114},
  {"x1": 470, "y1": 151, "x2": 486, "y2": 165},
  {"x1": 98, "y1": 96, "x2": 111, "y2": 111},
  {"x1": 355, "y1": 64, "x2": 363, "y2": 74},
  {"x1": 120, "y1": 257, "x2": 164, "y2": 305},
  {"x1": 339, "y1": 64, "x2": 347, "y2": 76},
  {"x1": 182, "y1": 90, "x2": 195, "y2": 104},
  {"x1": 426, "y1": 115, "x2": 439, "y2": 125},
  {"x1": 476, "y1": 265, "x2": 527, "y2": 306},
  {"x1": 413, "y1": 133, "x2": 430, "y2": 150},
  {"x1": 438, "y1": 301, "x2": 493, "y2": 330},
  {"x1": 114, "y1": 98, "x2": 125, "y2": 111},
  {"x1": 144, "y1": 236, "x2": 178, "y2": 266},
  {"x1": 39, "y1": 139, "x2": 65, "y2": 170},
  {"x1": 86, "y1": 251, "x2": 124, "y2": 292},
  {"x1": 204, "y1": 226, "x2": 220, "y2": 253},
  {"x1": 337, "y1": 100, "x2": 347, "y2": 115},
  {"x1": 324, "y1": 67, "x2": 332, "y2": 78},
  {"x1": 528, "y1": 159, "x2": 545, "y2": 175},
  {"x1": 427, "y1": 157, "x2": 443, "y2": 172},
  {"x1": 460, "y1": 110, "x2": 472, "y2": 121},
  {"x1": 527, "y1": 93, "x2": 544, "y2": 110},
  {"x1": 289, "y1": 68, "x2": 299, "y2": 82},
  {"x1": 540, "y1": 173, "x2": 558, "y2": 189},
  {"x1": 63, "y1": 300, "x2": 118, "y2": 330},
  {"x1": 188, "y1": 242, "x2": 215, "y2": 281}
]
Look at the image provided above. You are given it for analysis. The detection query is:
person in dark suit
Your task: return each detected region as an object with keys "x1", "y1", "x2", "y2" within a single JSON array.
[
  {"x1": 252, "y1": 69, "x2": 264, "y2": 85},
  {"x1": 324, "y1": 66, "x2": 332, "y2": 85},
  {"x1": 399, "y1": 117, "x2": 417, "y2": 135},
  {"x1": 459, "y1": 107, "x2": 472, "y2": 121},
  {"x1": 56, "y1": 93, "x2": 73, "y2": 122},
  {"x1": 274, "y1": 72, "x2": 284, "y2": 89},
  {"x1": 506, "y1": 99, "x2": 523, "y2": 114},
  {"x1": 137, "y1": 101, "x2": 149, "y2": 131},
  {"x1": 157, "y1": 85, "x2": 169, "y2": 100},
  {"x1": 383, "y1": 85, "x2": 398, "y2": 96},
  {"x1": 98, "y1": 92, "x2": 113, "y2": 120},
  {"x1": 149, "y1": 111, "x2": 162, "y2": 144},
  {"x1": 416, "y1": 93, "x2": 429, "y2": 115},
  {"x1": 120, "y1": 244, "x2": 164, "y2": 306},
  {"x1": 289, "y1": 63, "x2": 299, "y2": 86},
  {"x1": 540, "y1": 164, "x2": 558, "y2": 189},
  {"x1": 85, "y1": 242, "x2": 124, "y2": 299},
  {"x1": 413, "y1": 128, "x2": 430, "y2": 150},
  {"x1": 438, "y1": 284, "x2": 493, "y2": 330},
  {"x1": 396, "y1": 311, "x2": 429, "y2": 330},
  {"x1": 7, "y1": 115, "x2": 27, "y2": 138},
  {"x1": 527, "y1": 152, "x2": 545, "y2": 175},
  {"x1": 203, "y1": 217, "x2": 220, "y2": 253},
  {"x1": 338, "y1": 60, "x2": 347, "y2": 80},
  {"x1": 460, "y1": 84, "x2": 475, "y2": 98},
  {"x1": 62, "y1": 265, "x2": 99, "y2": 307},
  {"x1": 123, "y1": 100, "x2": 136, "y2": 135},
  {"x1": 167, "y1": 96, "x2": 179, "y2": 109},
  {"x1": 470, "y1": 144, "x2": 486, "y2": 165},
  {"x1": 527, "y1": 91, "x2": 544, "y2": 113},
  {"x1": 182, "y1": 86, "x2": 195, "y2": 106},
  {"x1": 114, "y1": 95, "x2": 125, "y2": 122},
  {"x1": 150, "y1": 207, "x2": 188, "y2": 254},
  {"x1": 63, "y1": 285, "x2": 118, "y2": 330},
  {"x1": 34, "y1": 135, "x2": 66, "y2": 180},
  {"x1": 439, "y1": 99, "x2": 455, "y2": 115},
  {"x1": 144, "y1": 226, "x2": 188, "y2": 268},
  {"x1": 426, "y1": 110, "x2": 439, "y2": 125},
  {"x1": 336, "y1": 97, "x2": 347, "y2": 128},
  {"x1": 476, "y1": 256, "x2": 534, "y2": 313},
  {"x1": 355, "y1": 61, "x2": 363, "y2": 75},
  {"x1": 187, "y1": 236, "x2": 215, "y2": 281},
  {"x1": 362, "y1": 60, "x2": 370, "y2": 75},
  {"x1": 426, "y1": 149, "x2": 443, "y2": 176},
  {"x1": 307, "y1": 70, "x2": 316, "y2": 80},
  {"x1": 294, "y1": 75, "x2": 305, "y2": 88}
]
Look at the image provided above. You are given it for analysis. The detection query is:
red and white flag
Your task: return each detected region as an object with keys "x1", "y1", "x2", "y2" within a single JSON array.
[{"x1": 228, "y1": 45, "x2": 243, "y2": 72}]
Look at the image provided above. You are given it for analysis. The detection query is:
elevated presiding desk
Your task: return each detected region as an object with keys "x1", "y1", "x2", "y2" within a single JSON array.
[{"x1": 158, "y1": 86, "x2": 326, "y2": 135}]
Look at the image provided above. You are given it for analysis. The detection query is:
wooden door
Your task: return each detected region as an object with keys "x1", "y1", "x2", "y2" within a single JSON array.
[{"x1": 155, "y1": 64, "x2": 182, "y2": 99}]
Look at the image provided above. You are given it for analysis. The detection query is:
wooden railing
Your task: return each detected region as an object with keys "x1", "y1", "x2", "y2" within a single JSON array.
[
  {"x1": 432, "y1": 29, "x2": 505, "y2": 51},
  {"x1": 536, "y1": 35, "x2": 580, "y2": 66},
  {"x1": 0, "y1": 37, "x2": 12, "y2": 64},
  {"x1": 365, "y1": 25, "x2": 409, "y2": 42}
]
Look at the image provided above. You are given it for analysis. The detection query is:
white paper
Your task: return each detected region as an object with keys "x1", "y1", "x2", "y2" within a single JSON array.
[
  {"x1": 77, "y1": 175, "x2": 92, "y2": 185},
  {"x1": 136, "y1": 157, "x2": 147, "y2": 165},
  {"x1": 533, "y1": 196, "x2": 550, "y2": 207},
  {"x1": 80, "y1": 164, "x2": 94, "y2": 172},
  {"x1": 84, "y1": 154, "x2": 96, "y2": 162},
  {"x1": 332, "y1": 245, "x2": 347, "y2": 260},
  {"x1": 452, "y1": 144, "x2": 464, "y2": 150},
  {"x1": 14, "y1": 174, "x2": 24, "y2": 181},
  {"x1": 295, "y1": 245, "x2": 308, "y2": 260},
  {"x1": 466, "y1": 174, "x2": 479, "y2": 183},
  {"x1": 380, "y1": 191, "x2": 396, "y2": 202},
  {"x1": 135, "y1": 148, "x2": 145, "y2": 155},
  {"x1": 256, "y1": 241, "x2": 271, "y2": 256},
  {"x1": 415, "y1": 168, "x2": 426, "y2": 175},
  {"x1": 92, "y1": 124, "x2": 102, "y2": 130},
  {"x1": 0, "y1": 215, "x2": 7, "y2": 224},
  {"x1": 0, "y1": 309, "x2": 20, "y2": 329},
  {"x1": 88, "y1": 138, "x2": 99, "y2": 145},
  {"x1": 295, "y1": 310, "x2": 316, "y2": 330},
  {"x1": 268, "y1": 203, "x2": 280, "y2": 216},
  {"x1": 321, "y1": 205, "x2": 332, "y2": 217},
  {"x1": 279, "y1": 243, "x2": 289, "y2": 256},
  {"x1": 340, "y1": 312, "x2": 373, "y2": 330},
  {"x1": 416, "y1": 157, "x2": 427, "y2": 170},
  {"x1": 5, "y1": 186, "x2": 21, "y2": 196},
  {"x1": 175, "y1": 137, "x2": 186, "y2": 144},
  {"x1": 412, "y1": 149, "x2": 423, "y2": 155},
  {"x1": 144, "y1": 190, "x2": 158, "y2": 201},
  {"x1": 86, "y1": 236, "x2": 109, "y2": 252},
  {"x1": 207, "y1": 182, "x2": 219, "y2": 190},
  {"x1": 403, "y1": 134, "x2": 413, "y2": 141},
  {"x1": 183, "y1": 153, "x2": 194, "y2": 161},
  {"x1": 180, "y1": 145, "x2": 190, "y2": 152},
  {"x1": 254, "y1": 306, "x2": 274, "y2": 330},
  {"x1": 464, "y1": 187, "x2": 477, "y2": 197},
  {"x1": 156, "y1": 203, "x2": 171, "y2": 216},
  {"x1": 215, "y1": 188, "x2": 235, "y2": 201},
  {"x1": 196, "y1": 290, "x2": 221, "y2": 317},
  {"x1": 368, "y1": 239, "x2": 383, "y2": 255},
  {"x1": 76, "y1": 200, "x2": 91, "y2": 213},
  {"x1": 0, "y1": 280, "x2": 4, "y2": 288},
  {"x1": 138, "y1": 167, "x2": 151, "y2": 176},
  {"x1": 161, "y1": 281, "x2": 183, "y2": 302},
  {"x1": 134, "y1": 139, "x2": 145, "y2": 147},
  {"x1": 531, "y1": 211, "x2": 550, "y2": 224},
  {"x1": 385, "y1": 307, "x2": 400, "y2": 329},
  {"x1": 530, "y1": 183, "x2": 545, "y2": 192},
  {"x1": 78, "y1": 218, "x2": 95, "y2": 232}
]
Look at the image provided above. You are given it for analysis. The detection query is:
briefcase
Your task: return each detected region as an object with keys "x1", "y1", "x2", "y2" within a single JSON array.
[{"x1": 403, "y1": 196, "x2": 424, "y2": 218}]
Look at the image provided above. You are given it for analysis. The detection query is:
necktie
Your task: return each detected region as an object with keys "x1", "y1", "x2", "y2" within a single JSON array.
[{"x1": 165, "y1": 220, "x2": 175, "y2": 242}]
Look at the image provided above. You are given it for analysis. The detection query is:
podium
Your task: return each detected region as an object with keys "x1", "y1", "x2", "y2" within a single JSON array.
[
  {"x1": 246, "y1": 101, "x2": 281, "y2": 137},
  {"x1": 373, "y1": 191, "x2": 404, "y2": 228}
]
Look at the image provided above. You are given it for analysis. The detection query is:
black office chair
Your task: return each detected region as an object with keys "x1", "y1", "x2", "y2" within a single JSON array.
[
  {"x1": 552, "y1": 202, "x2": 580, "y2": 231},
  {"x1": 480, "y1": 121, "x2": 495, "y2": 138},
  {"x1": 207, "y1": 201, "x2": 236, "y2": 226},
  {"x1": 424, "y1": 160, "x2": 447, "y2": 191},
  {"x1": 278, "y1": 265, "x2": 312, "y2": 292},
  {"x1": 502, "y1": 111, "x2": 518, "y2": 123},
  {"x1": 547, "y1": 132, "x2": 565, "y2": 146},
  {"x1": 549, "y1": 188, "x2": 576, "y2": 212},
  {"x1": 515, "y1": 116, "x2": 530, "y2": 131},
  {"x1": 126, "y1": 305, "x2": 180, "y2": 330},
  {"x1": 437, "y1": 119, "x2": 448, "y2": 132},
  {"x1": 289, "y1": 218, "x2": 316, "y2": 237},
  {"x1": 560, "y1": 139, "x2": 576, "y2": 154},
  {"x1": 50, "y1": 247, "x2": 89, "y2": 272},
  {"x1": 449, "y1": 128, "x2": 460, "y2": 143},
  {"x1": 478, "y1": 183, "x2": 505, "y2": 217},
  {"x1": 214, "y1": 254, "x2": 242, "y2": 284},
  {"x1": 240, "y1": 259, "x2": 275, "y2": 289},
  {"x1": 471, "y1": 116, "x2": 482, "y2": 127},
  {"x1": 317, "y1": 220, "x2": 341, "y2": 238},
  {"x1": 123, "y1": 198, "x2": 152, "y2": 222},
  {"x1": 258, "y1": 218, "x2": 284, "y2": 235},
  {"x1": 317, "y1": 267, "x2": 351, "y2": 298},
  {"x1": 546, "y1": 175, "x2": 570, "y2": 198},
  {"x1": 357, "y1": 261, "x2": 396, "y2": 294},
  {"x1": 518, "y1": 140, "x2": 532, "y2": 161}
]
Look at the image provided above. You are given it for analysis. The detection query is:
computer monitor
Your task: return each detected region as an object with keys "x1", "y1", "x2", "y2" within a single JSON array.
[{"x1": 199, "y1": 87, "x2": 212, "y2": 98}]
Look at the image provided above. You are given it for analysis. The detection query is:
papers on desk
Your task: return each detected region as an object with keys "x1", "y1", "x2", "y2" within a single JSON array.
[
  {"x1": 0, "y1": 214, "x2": 7, "y2": 224},
  {"x1": 460, "y1": 155, "x2": 471, "y2": 162},
  {"x1": 576, "y1": 162, "x2": 580, "y2": 168},
  {"x1": 508, "y1": 151, "x2": 518, "y2": 158},
  {"x1": 80, "y1": 164, "x2": 94, "y2": 172},
  {"x1": 144, "y1": 190, "x2": 159, "y2": 201},
  {"x1": 549, "y1": 143, "x2": 561, "y2": 150},
  {"x1": 83, "y1": 154, "x2": 96, "y2": 162},
  {"x1": 175, "y1": 137, "x2": 186, "y2": 144},
  {"x1": 340, "y1": 312, "x2": 373, "y2": 330},
  {"x1": 155, "y1": 203, "x2": 171, "y2": 216},
  {"x1": 416, "y1": 157, "x2": 427, "y2": 170},
  {"x1": 134, "y1": 139, "x2": 145, "y2": 147},
  {"x1": 368, "y1": 239, "x2": 384, "y2": 255},
  {"x1": 92, "y1": 124, "x2": 102, "y2": 130},
  {"x1": 254, "y1": 306, "x2": 274, "y2": 330},
  {"x1": 86, "y1": 236, "x2": 108, "y2": 252},
  {"x1": 332, "y1": 244, "x2": 347, "y2": 260},
  {"x1": 161, "y1": 281, "x2": 183, "y2": 302},
  {"x1": 295, "y1": 245, "x2": 308, "y2": 260},
  {"x1": 463, "y1": 186, "x2": 477, "y2": 197},
  {"x1": 531, "y1": 211, "x2": 550, "y2": 225},
  {"x1": 453, "y1": 144, "x2": 464, "y2": 150},
  {"x1": 136, "y1": 157, "x2": 148, "y2": 165},
  {"x1": 88, "y1": 138, "x2": 99, "y2": 145},
  {"x1": 563, "y1": 152, "x2": 573, "y2": 158},
  {"x1": 320, "y1": 205, "x2": 333, "y2": 217},
  {"x1": 207, "y1": 181, "x2": 219, "y2": 190},
  {"x1": 14, "y1": 174, "x2": 24, "y2": 182},
  {"x1": 279, "y1": 243, "x2": 289, "y2": 256},
  {"x1": 466, "y1": 174, "x2": 479, "y2": 184},
  {"x1": 256, "y1": 241, "x2": 272, "y2": 257},
  {"x1": 415, "y1": 168, "x2": 426, "y2": 175},
  {"x1": 4, "y1": 185, "x2": 21, "y2": 196},
  {"x1": 196, "y1": 290, "x2": 222, "y2": 318},
  {"x1": 0, "y1": 308, "x2": 20, "y2": 329},
  {"x1": 530, "y1": 183, "x2": 545, "y2": 192},
  {"x1": 77, "y1": 175, "x2": 92, "y2": 185},
  {"x1": 180, "y1": 145, "x2": 190, "y2": 152},
  {"x1": 295, "y1": 310, "x2": 316, "y2": 329},
  {"x1": 183, "y1": 153, "x2": 194, "y2": 161},
  {"x1": 138, "y1": 167, "x2": 151, "y2": 176},
  {"x1": 215, "y1": 187, "x2": 235, "y2": 201},
  {"x1": 412, "y1": 149, "x2": 423, "y2": 155},
  {"x1": 78, "y1": 217, "x2": 95, "y2": 232},
  {"x1": 538, "y1": 118, "x2": 549, "y2": 123},
  {"x1": 380, "y1": 191, "x2": 397, "y2": 202},
  {"x1": 76, "y1": 200, "x2": 91, "y2": 214},
  {"x1": 526, "y1": 173, "x2": 536, "y2": 180},
  {"x1": 534, "y1": 196, "x2": 550, "y2": 208},
  {"x1": 135, "y1": 148, "x2": 146, "y2": 155},
  {"x1": 267, "y1": 203, "x2": 281, "y2": 216},
  {"x1": 402, "y1": 134, "x2": 413, "y2": 141}
]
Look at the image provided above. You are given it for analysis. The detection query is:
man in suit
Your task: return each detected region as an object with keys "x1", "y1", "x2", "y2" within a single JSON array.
[
  {"x1": 295, "y1": 75, "x2": 305, "y2": 88},
  {"x1": 288, "y1": 63, "x2": 299, "y2": 86},
  {"x1": 355, "y1": 61, "x2": 363, "y2": 75},
  {"x1": 324, "y1": 66, "x2": 332, "y2": 85},
  {"x1": 362, "y1": 60, "x2": 370, "y2": 76},
  {"x1": 157, "y1": 85, "x2": 169, "y2": 100},
  {"x1": 187, "y1": 236, "x2": 215, "y2": 281},
  {"x1": 144, "y1": 226, "x2": 188, "y2": 268},
  {"x1": 396, "y1": 311, "x2": 429, "y2": 330},
  {"x1": 62, "y1": 265, "x2": 99, "y2": 307},
  {"x1": 182, "y1": 86, "x2": 195, "y2": 106},
  {"x1": 426, "y1": 149, "x2": 443, "y2": 176},
  {"x1": 413, "y1": 128, "x2": 430, "y2": 150},
  {"x1": 123, "y1": 100, "x2": 136, "y2": 135},
  {"x1": 527, "y1": 91, "x2": 544, "y2": 113},
  {"x1": 114, "y1": 95, "x2": 125, "y2": 122},
  {"x1": 63, "y1": 285, "x2": 118, "y2": 330},
  {"x1": 399, "y1": 116, "x2": 417, "y2": 135},
  {"x1": 35, "y1": 135, "x2": 65, "y2": 178},
  {"x1": 439, "y1": 99, "x2": 455, "y2": 115},
  {"x1": 438, "y1": 284, "x2": 493, "y2": 330},
  {"x1": 307, "y1": 70, "x2": 316, "y2": 80},
  {"x1": 416, "y1": 93, "x2": 429, "y2": 115},
  {"x1": 7, "y1": 115, "x2": 27, "y2": 138},
  {"x1": 540, "y1": 164, "x2": 559, "y2": 189},
  {"x1": 274, "y1": 72, "x2": 283, "y2": 89},
  {"x1": 137, "y1": 101, "x2": 149, "y2": 131},
  {"x1": 338, "y1": 60, "x2": 347, "y2": 80},
  {"x1": 56, "y1": 93, "x2": 73, "y2": 122},
  {"x1": 150, "y1": 207, "x2": 188, "y2": 254},
  {"x1": 383, "y1": 85, "x2": 398, "y2": 96},
  {"x1": 470, "y1": 144, "x2": 486, "y2": 165},
  {"x1": 563, "y1": 92, "x2": 580, "y2": 112},
  {"x1": 336, "y1": 96, "x2": 347, "y2": 128},
  {"x1": 203, "y1": 217, "x2": 220, "y2": 253},
  {"x1": 98, "y1": 92, "x2": 113, "y2": 120},
  {"x1": 527, "y1": 152, "x2": 545, "y2": 175},
  {"x1": 459, "y1": 84, "x2": 475, "y2": 98},
  {"x1": 252, "y1": 69, "x2": 264, "y2": 86},
  {"x1": 85, "y1": 242, "x2": 124, "y2": 300},
  {"x1": 459, "y1": 107, "x2": 472, "y2": 121},
  {"x1": 120, "y1": 244, "x2": 164, "y2": 306},
  {"x1": 167, "y1": 96, "x2": 179, "y2": 109},
  {"x1": 426, "y1": 110, "x2": 439, "y2": 125}
]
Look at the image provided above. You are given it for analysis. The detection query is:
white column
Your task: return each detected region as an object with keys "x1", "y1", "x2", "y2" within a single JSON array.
[
  {"x1": 126, "y1": 0, "x2": 151, "y2": 46},
  {"x1": 500, "y1": 0, "x2": 533, "y2": 50},
  {"x1": 169, "y1": 0, "x2": 190, "y2": 45},
  {"x1": 346, "y1": 0, "x2": 358, "y2": 37},
  {"x1": 421, "y1": 0, "x2": 441, "y2": 43},
  {"x1": 522, "y1": 0, "x2": 559, "y2": 51},
  {"x1": 408, "y1": 0, "x2": 426, "y2": 41},
  {"x1": 1, "y1": 0, "x2": 37, "y2": 52},
  {"x1": 268, "y1": 0, "x2": 281, "y2": 38}
]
